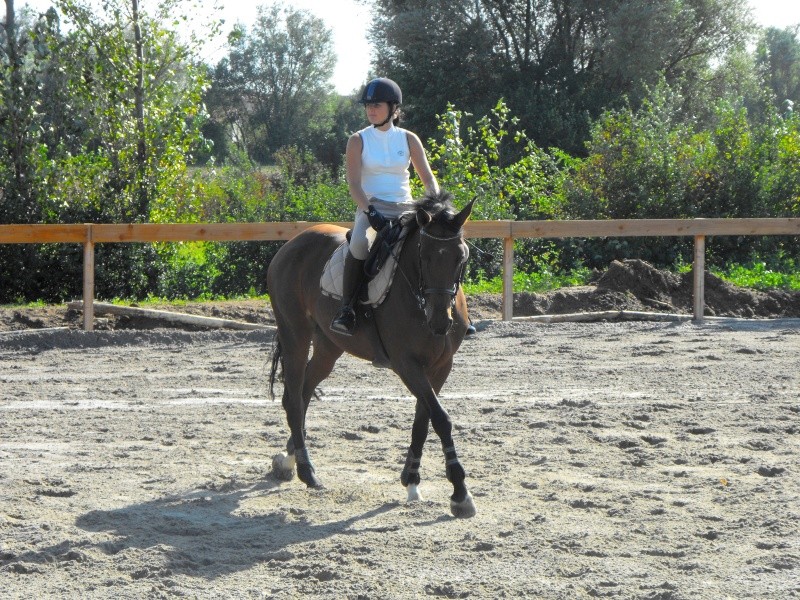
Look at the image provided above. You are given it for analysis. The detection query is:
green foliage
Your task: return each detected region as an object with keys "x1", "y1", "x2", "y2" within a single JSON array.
[
  {"x1": 373, "y1": 0, "x2": 755, "y2": 156},
  {"x1": 204, "y1": 2, "x2": 337, "y2": 164},
  {"x1": 567, "y1": 80, "x2": 800, "y2": 269},
  {"x1": 2, "y1": 2, "x2": 800, "y2": 305},
  {"x1": 427, "y1": 100, "x2": 570, "y2": 220},
  {"x1": 0, "y1": 6, "x2": 47, "y2": 225},
  {"x1": 39, "y1": 0, "x2": 211, "y2": 224},
  {"x1": 425, "y1": 100, "x2": 578, "y2": 280},
  {"x1": 462, "y1": 267, "x2": 591, "y2": 295},
  {"x1": 756, "y1": 26, "x2": 800, "y2": 113},
  {"x1": 714, "y1": 260, "x2": 800, "y2": 291}
]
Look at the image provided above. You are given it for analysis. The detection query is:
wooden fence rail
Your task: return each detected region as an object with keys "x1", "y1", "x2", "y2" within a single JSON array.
[{"x1": 1, "y1": 218, "x2": 799, "y2": 331}]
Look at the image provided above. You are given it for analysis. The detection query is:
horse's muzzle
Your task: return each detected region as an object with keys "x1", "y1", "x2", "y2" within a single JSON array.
[
  {"x1": 429, "y1": 318, "x2": 453, "y2": 336},
  {"x1": 425, "y1": 302, "x2": 454, "y2": 336}
]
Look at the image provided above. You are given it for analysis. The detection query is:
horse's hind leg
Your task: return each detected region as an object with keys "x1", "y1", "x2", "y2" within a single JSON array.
[
  {"x1": 271, "y1": 315, "x2": 324, "y2": 488},
  {"x1": 274, "y1": 328, "x2": 343, "y2": 488}
]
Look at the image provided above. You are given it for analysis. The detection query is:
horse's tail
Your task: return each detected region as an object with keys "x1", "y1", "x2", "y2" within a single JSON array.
[{"x1": 268, "y1": 336, "x2": 283, "y2": 401}]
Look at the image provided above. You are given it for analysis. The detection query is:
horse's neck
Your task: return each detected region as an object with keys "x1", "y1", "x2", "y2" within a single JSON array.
[{"x1": 399, "y1": 226, "x2": 420, "y2": 272}]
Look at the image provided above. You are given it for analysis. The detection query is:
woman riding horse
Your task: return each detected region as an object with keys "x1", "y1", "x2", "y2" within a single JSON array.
[
  {"x1": 268, "y1": 190, "x2": 477, "y2": 518},
  {"x1": 330, "y1": 77, "x2": 441, "y2": 336}
]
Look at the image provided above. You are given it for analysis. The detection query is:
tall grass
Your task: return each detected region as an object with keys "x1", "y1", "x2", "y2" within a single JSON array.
[
  {"x1": 462, "y1": 269, "x2": 592, "y2": 294},
  {"x1": 712, "y1": 261, "x2": 800, "y2": 291}
]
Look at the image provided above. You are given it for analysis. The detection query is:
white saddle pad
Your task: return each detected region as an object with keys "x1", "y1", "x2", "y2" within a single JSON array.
[{"x1": 320, "y1": 239, "x2": 405, "y2": 308}]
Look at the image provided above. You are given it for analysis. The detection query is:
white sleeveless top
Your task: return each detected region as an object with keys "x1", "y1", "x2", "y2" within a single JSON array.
[{"x1": 358, "y1": 124, "x2": 412, "y2": 204}]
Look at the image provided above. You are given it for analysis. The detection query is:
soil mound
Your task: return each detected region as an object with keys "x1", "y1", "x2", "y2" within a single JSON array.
[{"x1": 490, "y1": 259, "x2": 800, "y2": 320}]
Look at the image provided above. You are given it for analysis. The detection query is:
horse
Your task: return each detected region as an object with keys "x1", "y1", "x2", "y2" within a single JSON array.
[{"x1": 266, "y1": 190, "x2": 477, "y2": 518}]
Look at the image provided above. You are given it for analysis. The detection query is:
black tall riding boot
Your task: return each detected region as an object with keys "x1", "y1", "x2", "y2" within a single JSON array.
[{"x1": 330, "y1": 253, "x2": 365, "y2": 336}]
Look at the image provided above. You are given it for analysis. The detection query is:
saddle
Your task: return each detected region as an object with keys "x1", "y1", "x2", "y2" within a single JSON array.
[
  {"x1": 364, "y1": 217, "x2": 407, "y2": 279},
  {"x1": 320, "y1": 218, "x2": 411, "y2": 308}
]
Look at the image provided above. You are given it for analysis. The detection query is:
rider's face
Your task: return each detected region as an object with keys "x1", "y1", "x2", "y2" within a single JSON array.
[{"x1": 365, "y1": 102, "x2": 391, "y2": 125}]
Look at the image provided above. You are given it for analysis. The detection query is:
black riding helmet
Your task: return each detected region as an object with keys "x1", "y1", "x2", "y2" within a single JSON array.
[
  {"x1": 360, "y1": 78, "x2": 402, "y2": 127},
  {"x1": 360, "y1": 77, "x2": 402, "y2": 105}
]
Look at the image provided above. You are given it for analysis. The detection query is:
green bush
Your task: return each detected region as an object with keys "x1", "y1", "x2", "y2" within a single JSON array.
[{"x1": 567, "y1": 82, "x2": 800, "y2": 270}]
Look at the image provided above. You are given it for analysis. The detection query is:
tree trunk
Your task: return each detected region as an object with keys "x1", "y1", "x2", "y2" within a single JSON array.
[
  {"x1": 2, "y1": 0, "x2": 33, "y2": 223},
  {"x1": 4, "y1": 1, "x2": 21, "y2": 185},
  {"x1": 131, "y1": 0, "x2": 148, "y2": 219}
]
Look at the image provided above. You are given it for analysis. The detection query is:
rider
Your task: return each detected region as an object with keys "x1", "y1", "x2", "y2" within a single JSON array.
[{"x1": 330, "y1": 77, "x2": 440, "y2": 336}]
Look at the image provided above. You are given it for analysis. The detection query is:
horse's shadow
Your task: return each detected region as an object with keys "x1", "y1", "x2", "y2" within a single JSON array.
[{"x1": 70, "y1": 477, "x2": 402, "y2": 579}]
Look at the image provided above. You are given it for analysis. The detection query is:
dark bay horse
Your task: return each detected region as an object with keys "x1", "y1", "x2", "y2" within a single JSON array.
[{"x1": 267, "y1": 190, "x2": 476, "y2": 518}]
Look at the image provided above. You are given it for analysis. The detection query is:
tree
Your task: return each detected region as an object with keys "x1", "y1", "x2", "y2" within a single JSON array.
[
  {"x1": 0, "y1": 0, "x2": 219, "y2": 303},
  {"x1": 37, "y1": 0, "x2": 212, "y2": 223},
  {"x1": 0, "y1": 0, "x2": 44, "y2": 223},
  {"x1": 371, "y1": 0, "x2": 756, "y2": 155},
  {"x1": 206, "y1": 2, "x2": 336, "y2": 164},
  {"x1": 756, "y1": 26, "x2": 800, "y2": 114}
]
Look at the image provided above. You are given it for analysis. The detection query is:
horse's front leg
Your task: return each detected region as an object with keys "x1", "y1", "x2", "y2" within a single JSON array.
[
  {"x1": 399, "y1": 370, "x2": 476, "y2": 518},
  {"x1": 401, "y1": 400, "x2": 429, "y2": 501}
]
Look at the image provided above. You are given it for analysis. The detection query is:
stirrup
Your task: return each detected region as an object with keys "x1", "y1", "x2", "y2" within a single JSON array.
[{"x1": 330, "y1": 306, "x2": 356, "y2": 335}]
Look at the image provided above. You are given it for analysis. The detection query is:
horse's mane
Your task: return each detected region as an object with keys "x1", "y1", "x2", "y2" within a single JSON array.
[{"x1": 404, "y1": 190, "x2": 461, "y2": 233}]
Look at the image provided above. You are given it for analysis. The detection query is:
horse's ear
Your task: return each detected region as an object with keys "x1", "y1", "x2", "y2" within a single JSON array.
[
  {"x1": 417, "y1": 209, "x2": 432, "y2": 228},
  {"x1": 451, "y1": 197, "x2": 476, "y2": 231}
]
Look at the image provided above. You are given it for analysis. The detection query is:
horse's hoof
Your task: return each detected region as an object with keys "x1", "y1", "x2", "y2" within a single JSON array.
[
  {"x1": 297, "y1": 463, "x2": 324, "y2": 489},
  {"x1": 406, "y1": 484, "x2": 423, "y2": 502},
  {"x1": 271, "y1": 452, "x2": 296, "y2": 481},
  {"x1": 450, "y1": 491, "x2": 476, "y2": 518}
]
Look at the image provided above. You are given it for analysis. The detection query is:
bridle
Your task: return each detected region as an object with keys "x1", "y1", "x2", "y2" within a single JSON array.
[{"x1": 412, "y1": 226, "x2": 468, "y2": 311}]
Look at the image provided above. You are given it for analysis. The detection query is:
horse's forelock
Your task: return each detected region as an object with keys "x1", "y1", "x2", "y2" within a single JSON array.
[{"x1": 414, "y1": 190, "x2": 461, "y2": 233}]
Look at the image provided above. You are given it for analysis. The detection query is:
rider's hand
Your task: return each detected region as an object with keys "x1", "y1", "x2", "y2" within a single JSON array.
[{"x1": 365, "y1": 204, "x2": 388, "y2": 231}]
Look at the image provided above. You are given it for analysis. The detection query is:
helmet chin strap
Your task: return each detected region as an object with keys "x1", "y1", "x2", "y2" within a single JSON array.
[{"x1": 373, "y1": 103, "x2": 397, "y2": 127}]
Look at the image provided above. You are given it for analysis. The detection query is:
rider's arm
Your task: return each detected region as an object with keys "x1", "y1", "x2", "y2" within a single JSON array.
[
  {"x1": 346, "y1": 133, "x2": 371, "y2": 212},
  {"x1": 407, "y1": 131, "x2": 440, "y2": 196}
]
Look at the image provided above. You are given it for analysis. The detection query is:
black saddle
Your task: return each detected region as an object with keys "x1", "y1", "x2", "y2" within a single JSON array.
[{"x1": 367, "y1": 219, "x2": 408, "y2": 278}]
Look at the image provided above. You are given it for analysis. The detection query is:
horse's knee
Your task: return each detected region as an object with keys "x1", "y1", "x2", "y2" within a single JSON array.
[{"x1": 429, "y1": 411, "x2": 453, "y2": 442}]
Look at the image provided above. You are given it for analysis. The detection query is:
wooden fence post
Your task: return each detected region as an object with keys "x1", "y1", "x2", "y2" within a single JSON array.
[
  {"x1": 693, "y1": 234, "x2": 705, "y2": 322},
  {"x1": 83, "y1": 225, "x2": 95, "y2": 331},
  {"x1": 502, "y1": 236, "x2": 514, "y2": 321}
]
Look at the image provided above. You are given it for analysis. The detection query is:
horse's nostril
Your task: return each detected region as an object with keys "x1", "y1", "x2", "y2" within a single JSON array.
[{"x1": 430, "y1": 319, "x2": 453, "y2": 336}]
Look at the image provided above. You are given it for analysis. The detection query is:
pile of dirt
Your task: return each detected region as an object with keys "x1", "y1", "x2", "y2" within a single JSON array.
[
  {"x1": 510, "y1": 259, "x2": 800, "y2": 319},
  {"x1": 1, "y1": 260, "x2": 798, "y2": 332}
]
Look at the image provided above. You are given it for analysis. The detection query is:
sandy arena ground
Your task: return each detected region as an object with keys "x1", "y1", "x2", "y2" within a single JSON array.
[{"x1": 0, "y1": 318, "x2": 798, "y2": 599}]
